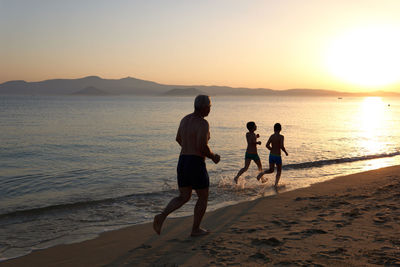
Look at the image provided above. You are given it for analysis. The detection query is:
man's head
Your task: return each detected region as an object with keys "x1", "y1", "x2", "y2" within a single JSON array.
[
  {"x1": 194, "y1": 95, "x2": 211, "y2": 117},
  {"x1": 274, "y1": 123, "x2": 281, "y2": 133},
  {"x1": 246, "y1": 121, "x2": 256, "y2": 132}
]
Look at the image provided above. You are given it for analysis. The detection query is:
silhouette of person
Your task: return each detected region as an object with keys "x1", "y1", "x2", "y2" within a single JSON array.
[
  {"x1": 153, "y1": 95, "x2": 220, "y2": 236},
  {"x1": 257, "y1": 123, "x2": 288, "y2": 188},
  {"x1": 234, "y1": 121, "x2": 264, "y2": 184}
]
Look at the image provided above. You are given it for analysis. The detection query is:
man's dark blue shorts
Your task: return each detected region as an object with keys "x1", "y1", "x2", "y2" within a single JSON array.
[{"x1": 177, "y1": 155, "x2": 209, "y2": 189}]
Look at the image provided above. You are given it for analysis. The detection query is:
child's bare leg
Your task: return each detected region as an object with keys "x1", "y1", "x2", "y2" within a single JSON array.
[
  {"x1": 257, "y1": 163, "x2": 274, "y2": 181},
  {"x1": 254, "y1": 159, "x2": 267, "y2": 183},
  {"x1": 255, "y1": 159, "x2": 263, "y2": 172},
  {"x1": 234, "y1": 159, "x2": 251, "y2": 184},
  {"x1": 274, "y1": 164, "x2": 282, "y2": 187}
]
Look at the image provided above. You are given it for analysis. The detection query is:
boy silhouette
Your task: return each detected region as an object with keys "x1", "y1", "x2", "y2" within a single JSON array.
[
  {"x1": 234, "y1": 121, "x2": 264, "y2": 184},
  {"x1": 257, "y1": 123, "x2": 288, "y2": 188}
]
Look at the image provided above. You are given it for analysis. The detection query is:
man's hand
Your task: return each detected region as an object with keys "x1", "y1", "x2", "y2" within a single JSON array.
[
  {"x1": 212, "y1": 154, "x2": 221, "y2": 164},
  {"x1": 256, "y1": 134, "x2": 260, "y2": 138},
  {"x1": 257, "y1": 141, "x2": 261, "y2": 145},
  {"x1": 285, "y1": 152, "x2": 289, "y2": 156}
]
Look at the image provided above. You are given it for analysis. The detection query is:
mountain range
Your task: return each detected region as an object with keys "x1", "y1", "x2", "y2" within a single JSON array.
[{"x1": 0, "y1": 76, "x2": 398, "y2": 97}]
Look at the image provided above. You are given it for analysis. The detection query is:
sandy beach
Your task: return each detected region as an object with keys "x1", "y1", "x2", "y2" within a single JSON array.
[{"x1": 2, "y1": 165, "x2": 400, "y2": 267}]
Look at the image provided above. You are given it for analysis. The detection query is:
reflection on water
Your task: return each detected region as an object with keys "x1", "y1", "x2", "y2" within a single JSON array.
[
  {"x1": 358, "y1": 97, "x2": 389, "y2": 155},
  {"x1": 360, "y1": 157, "x2": 394, "y2": 172},
  {"x1": 355, "y1": 97, "x2": 396, "y2": 171},
  {"x1": 361, "y1": 97, "x2": 385, "y2": 130}
]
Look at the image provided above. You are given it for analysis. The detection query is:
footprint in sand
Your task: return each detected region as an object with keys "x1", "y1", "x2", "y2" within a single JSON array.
[
  {"x1": 284, "y1": 229, "x2": 327, "y2": 239},
  {"x1": 229, "y1": 227, "x2": 248, "y2": 234},
  {"x1": 300, "y1": 229, "x2": 327, "y2": 236},
  {"x1": 251, "y1": 237, "x2": 283, "y2": 247},
  {"x1": 363, "y1": 249, "x2": 400, "y2": 265},
  {"x1": 348, "y1": 194, "x2": 370, "y2": 200},
  {"x1": 328, "y1": 200, "x2": 350, "y2": 208},
  {"x1": 315, "y1": 247, "x2": 347, "y2": 260},
  {"x1": 342, "y1": 208, "x2": 361, "y2": 218},
  {"x1": 333, "y1": 235, "x2": 360, "y2": 242},
  {"x1": 373, "y1": 216, "x2": 390, "y2": 224},
  {"x1": 248, "y1": 251, "x2": 271, "y2": 262},
  {"x1": 129, "y1": 244, "x2": 152, "y2": 252}
]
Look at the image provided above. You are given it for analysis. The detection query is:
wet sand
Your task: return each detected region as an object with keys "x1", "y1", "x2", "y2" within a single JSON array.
[{"x1": 2, "y1": 165, "x2": 400, "y2": 266}]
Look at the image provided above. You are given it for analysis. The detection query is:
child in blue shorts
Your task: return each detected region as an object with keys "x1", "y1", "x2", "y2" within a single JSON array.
[
  {"x1": 234, "y1": 122, "x2": 263, "y2": 184},
  {"x1": 257, "y1": 123, "x2": 288, "y2": 188}
]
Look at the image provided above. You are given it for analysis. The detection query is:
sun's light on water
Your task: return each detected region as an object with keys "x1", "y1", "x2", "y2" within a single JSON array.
[
  {"x1": 358, "y1": 97, "x2": 386, "y2": 155},
  {"x1": 325, "y1": 25, "x2": 400, "y2": 88}
]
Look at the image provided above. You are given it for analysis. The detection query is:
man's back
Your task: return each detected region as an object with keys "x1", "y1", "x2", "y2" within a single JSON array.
[{"x1": 177, "y1": 113, "x2": 209, "y2": 157}]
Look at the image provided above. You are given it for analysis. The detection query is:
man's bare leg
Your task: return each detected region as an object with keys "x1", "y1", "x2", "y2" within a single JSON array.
[
  {"x1": 234, "y1": 159, "x2": 251, "y2": 184},
  {"x1": 153, "y1": 187, "x2": 192, "y2": 235},
  {"x1": 191, "y1": 188, "x2": 209, "y2": 236}
]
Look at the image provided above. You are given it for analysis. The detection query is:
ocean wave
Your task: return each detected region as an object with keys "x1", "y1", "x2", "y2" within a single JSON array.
[
  {"x1": 284, "y1": 151, "x2": 400, "y2": 170},
  {"x1": 2, "y1": 151, "x2": 399, "y2": 219},
  {"x1": 0, "y1": 189, "x2": 176, "y2": 219}
]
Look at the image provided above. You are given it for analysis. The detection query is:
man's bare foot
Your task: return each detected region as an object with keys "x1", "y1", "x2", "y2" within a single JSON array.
[
  {"x1": 234, "y1": 176, "x2": 239, "y2": 184},
  {"x1": 191, "y1": 228, "x2": 210, "y2": 237},
  {"x1": 153, "y1": 214, "x2": 165, "y2": 235},
  {"x1": 261, "y1": 177, "x2": 268, "y2": 183}
]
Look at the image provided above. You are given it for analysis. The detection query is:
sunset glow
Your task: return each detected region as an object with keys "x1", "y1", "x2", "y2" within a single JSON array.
[
  {"x1": 325, "y1": 25, "x2": 400, "y2": 88},
  {"x1": 1, "y1": 1, "x2": 400, "y2": 92},
  {"x1": 3, "y1": 1, "x2": 400, "y2": 263}
]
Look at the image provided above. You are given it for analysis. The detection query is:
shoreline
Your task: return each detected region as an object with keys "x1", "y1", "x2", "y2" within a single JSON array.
[{"x1": 2, "y1": 165, "x2": 400, "y2": 266}]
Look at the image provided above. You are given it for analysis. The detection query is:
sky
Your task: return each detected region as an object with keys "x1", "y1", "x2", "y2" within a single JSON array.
[{"x1": 1, "y1": 0, "x2": 400, "y2": 92}]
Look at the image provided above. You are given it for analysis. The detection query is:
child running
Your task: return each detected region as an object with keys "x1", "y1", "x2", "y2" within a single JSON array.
[
  {"x1": 257, "y1": 123, "x2": 288, "y2": 188},
  {"x1": 234, "y1": 121, "x2": 264, "y2": 184}
]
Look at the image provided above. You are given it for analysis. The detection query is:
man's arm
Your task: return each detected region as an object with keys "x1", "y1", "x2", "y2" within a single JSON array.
[
  {"x1": 197, "y1": 120, "x2": 220, "y2": 163},
  {"x1": 176, "y1": 123, "x2": 182, "y2": 146}
]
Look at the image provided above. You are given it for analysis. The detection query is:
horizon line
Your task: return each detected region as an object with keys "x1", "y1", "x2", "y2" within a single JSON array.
[{"x1": 2, "y1": 75, "x2": 399, "y2": 94}]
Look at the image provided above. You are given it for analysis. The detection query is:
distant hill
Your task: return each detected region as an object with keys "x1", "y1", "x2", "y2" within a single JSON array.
[
  {"x1": 163, "y1": 88, "x2": 206, "y2": 96},
  {"x1": 71, "y1": 86, "x2": 111, "y2": 96},
  {"x1": 0, "y1": 76, "x2": 167, "y2": 95},
  {"x1": 0, "y1": 75, "x2": 398, "y2": 97}
]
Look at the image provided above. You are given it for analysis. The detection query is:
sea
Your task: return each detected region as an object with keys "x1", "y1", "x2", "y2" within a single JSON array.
[{"x1": 1, "y1": 95, "x2": 400, "y2": 261}]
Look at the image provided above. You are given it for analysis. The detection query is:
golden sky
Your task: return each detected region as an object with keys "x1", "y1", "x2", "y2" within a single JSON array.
[{"x1": 1, "y1": 0, "x2": 400, "y2": 92}]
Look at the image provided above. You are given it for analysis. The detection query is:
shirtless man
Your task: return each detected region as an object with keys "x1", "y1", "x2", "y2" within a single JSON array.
[
  {"x1": 153, "y1": 95, "x2": 220, "y2": 237},
  {"x1": 257, "y1": 123, "x2": 288, "y2": 188}
]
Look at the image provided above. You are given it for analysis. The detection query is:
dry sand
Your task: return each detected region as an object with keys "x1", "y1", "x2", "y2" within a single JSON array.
[{"x1": 2, "y1": 165, "x2": 400, "y2": 267}]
